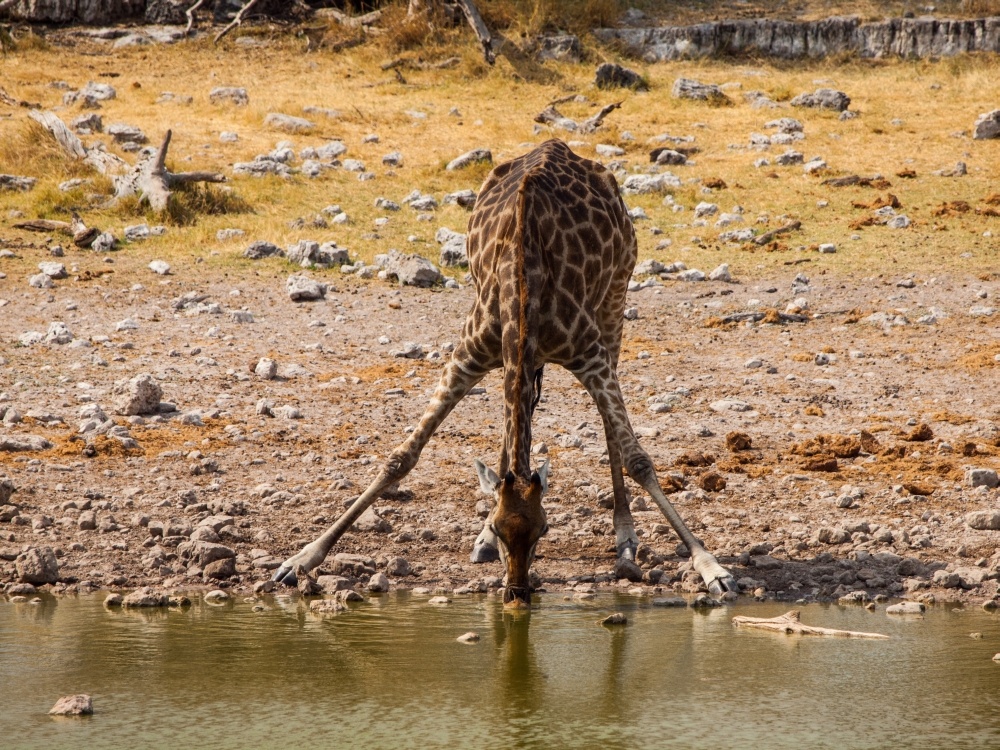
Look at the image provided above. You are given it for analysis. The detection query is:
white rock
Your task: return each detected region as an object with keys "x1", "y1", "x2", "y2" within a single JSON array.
[
  {"x1": 708, "y1": 263, "x2": 732, "y2": 282},
  {"x1": 148, "y1": 260, "x2": 171, "y2": 275}
]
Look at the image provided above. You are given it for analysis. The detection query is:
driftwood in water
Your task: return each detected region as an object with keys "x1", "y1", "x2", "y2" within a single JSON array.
[
  {"x1": 29, "y1": 110, "x2": 225, "y2": 213},
  {"x1": 732, "y1": 610, "x2": 889, "y2": 639}
]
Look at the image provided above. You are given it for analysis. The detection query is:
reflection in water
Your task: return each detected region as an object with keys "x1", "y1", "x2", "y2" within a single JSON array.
[{"x1": 1, "y1": 592, "x2": 999, "y2": 750}]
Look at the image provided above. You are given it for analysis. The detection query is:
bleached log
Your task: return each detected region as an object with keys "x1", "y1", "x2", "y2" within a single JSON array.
[
  {"x1": 29, "y1": 110, "x2": 224, "y2": 214},
  {"x1": 732, "y1": 610, "x2": 889, "y2": 639}
]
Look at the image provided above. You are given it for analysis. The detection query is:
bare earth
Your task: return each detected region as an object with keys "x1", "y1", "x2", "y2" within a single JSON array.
[{"x1": 1, "y1": 251, "x2": 998, "y2": 605}]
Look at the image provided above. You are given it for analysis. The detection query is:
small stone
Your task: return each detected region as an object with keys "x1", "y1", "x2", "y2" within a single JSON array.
[
  {"x1": 367, "y1": 572, "x2": 390, "y2": 592},
  {"x1": 254, "y1": 358, "x2": 278, "y2": 380},
  {"x1": 264, "y1": 113, "x2": 314, "y2": 133},
  {"x1": 204, "y1": 589, "x2": 230, "y2": 603},
  {"x1": 708, "y1": 263, "x2": 732, "y2": 282},
  {"x1": 38, "y1": 262, "x2": 67, "y2": 279},
  {"x1": 886, "y1": 601, "x2": 925, "y2": 615},
  {"x1": 790, "y1": 88, "x2": 850, "y2": 111},
  {"x1": 601, "y1": 612, "x2": 628, "y2": 625},
  {"x1": 672, "y1": 77, "x2": 726, "y2": 102},
  {"x1": 614, "y1": 557, "x2": 643, "y2": 582},
  {"x1": 818, "y1": 243, "x2": 837, "y2": 254},
  {"x1": 49, "y1": 695, "x2": 93, "y2": 716},
  {"x1": 112, "y1": 373, "x2": 162, "y2": 416},
  {"x1": 148, "y1": 260, "x2": 171, "y2": 275},
  {"x1": 286, "y1": 275, "x2": 326, "y2": 302},
  {"x1": 428, "y1": 596, "x2": 451, "y2": 605},
  {"x1": 104, "y1": 593, "x2": 122, "y2": 607},
  {"x1": 209, "y1": 87, "x2": 249, "y2": 106},
  {"x1": 122, "y1": 587, "x2": 169, "y2": 607},
  {"x1": 457, "y1": 631, "x2": 480, "y2": 643},
  {"x1": 446, "y1": 149, "x2": 492, "y2": 171}
]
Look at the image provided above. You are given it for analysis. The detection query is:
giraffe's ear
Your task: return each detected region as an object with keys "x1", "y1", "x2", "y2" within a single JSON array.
[
  {"x1": 473, "y1": 459, "x2": 500, "y2": 494},
  {"x1": 531, "y1": 460, "x2": 550, "y2": 493}
]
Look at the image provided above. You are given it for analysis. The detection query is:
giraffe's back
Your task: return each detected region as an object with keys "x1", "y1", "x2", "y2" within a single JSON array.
[{"x1": 464, "y1": 140, "x2": 637, "y2": 368}]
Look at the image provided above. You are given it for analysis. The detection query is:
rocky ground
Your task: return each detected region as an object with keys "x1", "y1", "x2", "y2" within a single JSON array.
[{"x1": 1, "y1": 249, "x2": 999, "y2": 609}]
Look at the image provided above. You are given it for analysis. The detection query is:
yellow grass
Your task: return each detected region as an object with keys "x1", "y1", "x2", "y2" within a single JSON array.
[{"x1": 0, "y1": 24, "x2": 998, "y2": 284}]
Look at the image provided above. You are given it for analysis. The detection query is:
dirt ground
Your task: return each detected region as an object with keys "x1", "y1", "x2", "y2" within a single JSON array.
[
  {"x1": 1, "y1": 248, "x2": 999, "y2": 605},
  {"x1": 0, "y1": 7, "x2": 999, "y2": 607}
]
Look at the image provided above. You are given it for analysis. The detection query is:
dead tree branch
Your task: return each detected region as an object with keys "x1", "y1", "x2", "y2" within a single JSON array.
[
  {"x1": 185, "y1": 0, "x2": 206, "y2": 36},
  {"x1": 456, "y1": 0, "x2": 495, "y2": 65},
  {"x1": 732, "y1": 610, "x2": 889, "y2": 639},
  {"x1": 753, "y1": 220, "x2": 802, "y2": 245},
  {"x1": 29, "y1": 110, "x2": 225, "y2": 213},
  {"x1": 214, "y1": 0, "x2": 266, "y2": 44}
]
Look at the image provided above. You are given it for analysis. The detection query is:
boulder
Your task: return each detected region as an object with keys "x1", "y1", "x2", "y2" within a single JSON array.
[
  {"x1": 596, "y1": 63, "x2": 646, "y2": 90},
  {"x1": 973, "y1": 110, "x2": 1000, "y2": 140},
  {"x1": 791, "y1": 88, "x2": 851, "y2": 111},
  {"x1": 16, "y1": 546, "x2": 59, "y2": 584},
  {"x1": 672, "y1": 77, "x2": 728, "y2": 102},
  {"x1": 375, "y1": 249, "x2": 443, "y2": 287}
]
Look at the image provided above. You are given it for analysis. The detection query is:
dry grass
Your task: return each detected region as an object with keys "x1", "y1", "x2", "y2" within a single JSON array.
[{"x1": 0, "y1": 26, "x2": 998, "y2": 282}]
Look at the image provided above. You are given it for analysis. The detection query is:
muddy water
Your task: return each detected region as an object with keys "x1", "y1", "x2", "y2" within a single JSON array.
[{"x1": 2, "y1": 592, "x2": 999, "y2": 750}]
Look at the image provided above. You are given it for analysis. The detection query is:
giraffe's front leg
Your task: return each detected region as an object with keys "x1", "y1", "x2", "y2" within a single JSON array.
[{"x1": 272, "y1": 354, "x2": 487, "y2": 586}]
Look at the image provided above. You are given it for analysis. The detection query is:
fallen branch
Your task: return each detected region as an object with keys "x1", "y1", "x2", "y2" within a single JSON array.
[
  {"x1": 317, "y1": 8, "x2": 382, "y2": 27},
  {"x1": 732, "y1": 610, "x2": 889, "y2": 639},
  {"x1": 753, "y1": 220, "x2": 802, "y2": 246},
  {"x1": 214, "y1": 0, "x2": 266, "y2": 44},
  {"x1": 14, "y1": 214, "x2": 99, "y2": 247},
  {"x1": 721, "y1": 311, "x2": 808, "y2": 324},
  {"x1": 29, "y1": 110, "x2": 225, "y2": 213},
  {"x1": 185, "y1": 0, "x2": 206, "y2": 36},
  {"x1": 535, "y1": 101, "x2": 622, "y2": 134},
  {"x1": 580, "y1": 101, "x2": 622, "y2": 133},
  {"x1": 456, "y1": 0, "x2": 494, "y2": 65}
]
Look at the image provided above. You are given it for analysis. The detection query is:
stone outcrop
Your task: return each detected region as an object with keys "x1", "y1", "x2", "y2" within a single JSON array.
[
  {"x1": 1, "y1": 0, "x2": 146, "y2": 24},
  {"x1": 593, "y1": 16, "x2": 1000, "y2": 61}
]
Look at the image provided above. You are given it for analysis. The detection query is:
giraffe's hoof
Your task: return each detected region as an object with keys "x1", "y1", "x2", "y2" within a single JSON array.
[
  {"x1": 271, "y1": 565, "x2": 299, "y2": 587},
  {"x1": 616, "y1": 540, "x2": 638, "y2": 562},
  {"x1": 469, "y1": 542, "x2": 499, "y2": 564},
  {"x1": 707, "y1": 574, "x2": 739, "y2": 597}
]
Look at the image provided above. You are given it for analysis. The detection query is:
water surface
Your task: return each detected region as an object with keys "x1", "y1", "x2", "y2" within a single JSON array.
[{"x1": 2, "y1": 592, "x2": 998, "y2": 750}]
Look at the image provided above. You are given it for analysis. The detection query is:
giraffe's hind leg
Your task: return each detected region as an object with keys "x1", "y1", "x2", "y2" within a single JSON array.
[
  {"x1": 272, "y1": 353, "x2": 489, "y2": 586},
  {"x1": 571, "y1": 355, "x2": 738, "y2": 596}
]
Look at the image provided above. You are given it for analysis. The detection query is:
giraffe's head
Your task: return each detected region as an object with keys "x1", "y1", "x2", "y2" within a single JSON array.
[{"x1": 474, "y1": 459, "x2": 550, "y2": 609}]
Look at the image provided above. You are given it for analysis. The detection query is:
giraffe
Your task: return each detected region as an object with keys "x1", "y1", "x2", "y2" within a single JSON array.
[{"x1": 272, "y1": 139, "x2": 737, "y2": 605}]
